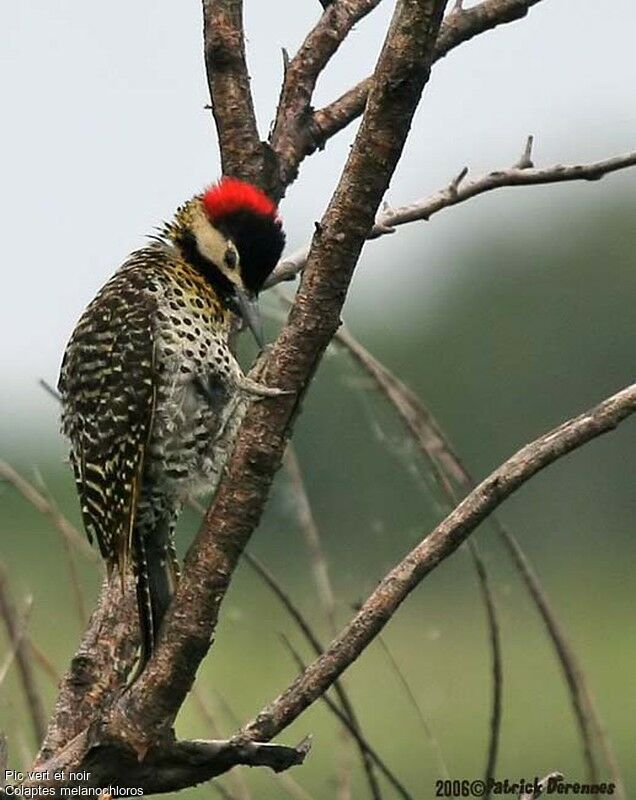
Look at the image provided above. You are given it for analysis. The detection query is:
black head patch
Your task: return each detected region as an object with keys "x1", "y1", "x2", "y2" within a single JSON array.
[{"x1": 217, "y1": 210, "x2": 285, "y2": 295}]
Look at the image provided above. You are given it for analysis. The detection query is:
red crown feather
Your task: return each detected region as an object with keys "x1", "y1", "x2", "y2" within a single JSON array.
[{"x1": 202, "y1": 177, "x2": 278, "y2": 223}]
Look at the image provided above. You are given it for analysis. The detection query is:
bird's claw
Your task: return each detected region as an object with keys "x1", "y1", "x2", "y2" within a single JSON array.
[{"x1": 237, "y1": 377, "x2": 291, "y2": 398}]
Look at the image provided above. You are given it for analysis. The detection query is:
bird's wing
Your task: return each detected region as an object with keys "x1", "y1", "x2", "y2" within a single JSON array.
[{"x1": 58, "y1": 266, "x2": 157, "y2": 576}]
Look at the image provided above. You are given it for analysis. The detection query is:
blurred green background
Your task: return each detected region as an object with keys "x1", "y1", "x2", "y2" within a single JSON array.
[{"x1": 1, "y1": 189, "x2": 635, "y2": 798}]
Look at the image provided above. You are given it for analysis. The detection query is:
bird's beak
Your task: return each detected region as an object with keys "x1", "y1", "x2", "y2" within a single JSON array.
[{"x1": 235, "y1": 287, "x2": 264, "y2": 349}]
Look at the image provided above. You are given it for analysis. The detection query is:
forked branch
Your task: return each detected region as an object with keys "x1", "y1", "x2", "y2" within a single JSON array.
[
  {"x1": 308, "y1": 0, "x2": 547, "y2": 162},
  {"x1": 102, "y1": 0, "x2": 449, "y2": 757},
  {"x1": 270, "y1": 0, "x2": 384, "y2": 188}
]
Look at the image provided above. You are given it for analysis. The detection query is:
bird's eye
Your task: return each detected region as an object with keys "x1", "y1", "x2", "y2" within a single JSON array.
[{"x1": 224, "y1": 248, "x2": 237, "y2": 269}]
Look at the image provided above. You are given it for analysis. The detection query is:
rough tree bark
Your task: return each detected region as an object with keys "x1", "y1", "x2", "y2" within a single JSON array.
[{"x1": 3, "y1": 1, "x2": 634, "y2": 797}]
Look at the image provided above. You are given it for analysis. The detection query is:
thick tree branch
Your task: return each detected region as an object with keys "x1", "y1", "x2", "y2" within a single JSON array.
[
  {"x1": 239, "y1": 383, "x2": 636, "y2": 741},
  {"x1": 103, "y1": 0, "x2": 448, "y2": 757},
  {"x1": 270, "y1": 0, "x2": 383, "y2": 188},
  {"x1": 203, "y1": 1, "x2": 272, "y2": 190},
  {"x1": 37, "y1": 578, "x2": 138, "y2": 763},
  {"x1": 310, "y1": 0, "x2": 547, "y2": 154},
  {"x1": 265, "y1": 143, "x2": 636, "y2": 287},
  {"x1": 25, "y1": 735, "x2": 309, "y2": 797}
]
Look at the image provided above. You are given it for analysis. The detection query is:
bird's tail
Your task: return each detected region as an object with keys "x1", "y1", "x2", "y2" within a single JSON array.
[{"x1": 132, "y1": 517, "x2": 180, "y2": 677}]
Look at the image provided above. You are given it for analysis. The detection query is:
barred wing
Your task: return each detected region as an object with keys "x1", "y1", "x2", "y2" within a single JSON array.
[{"x1": 58, "y1": 266, "x2": 156, "y2": 575}]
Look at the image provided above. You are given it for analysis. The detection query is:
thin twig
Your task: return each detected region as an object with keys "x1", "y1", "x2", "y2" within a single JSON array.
[
  {"x1": 311, "y1": 0, "x2": 546, "y2": 153},
  {"x1": 498, "y1": 528, "x2": 625, "y2": 798},
  {"x1": 331, "y1": 327, "x2": 502, "y2": 788},
  {"x1": 280, "y1": 635, "x2": 414, "y2": 800},
  {"x1": 33, "y1": 470, "x2": 88, "y2": 627},
  {"x1": 0, "y1": 565, "x2": 47, "y2": 745},
  {"x1": 266, "y1": 144, "x2": 636, "y2": 287},
  {"x1": 240, "y1": 382, "x2": 636, "y2": 742},
  {"x1": 284, "y1": 448, "x2": 337, "y2": 635},
  {"x1": 243, "y1": 554, "x2": 388, "y2": 800},
  {"x1": 468, "y1": 540, "x2": 502, "y2": 797},
  {"x1": 0, "y1": 596, "x2": 34, "y2": 688},
  {"x1": 376, "y1": 636, "x2": 449, "y2": 779},
  {"x1": 0, "y1": 461, "x2": 98, "y2": 563},
  {"x1": 283, "y1": 447, "x2": 361, "y2": 799},
  {"x1": 29, "y1": 643, "x2": 60, "y2": 686},
  {"x1": 333, "y1": 327, "x2": 624, "y2": 796},
  {"x1": 270, "y1": 0, "x2": 384, "y2": 189}
]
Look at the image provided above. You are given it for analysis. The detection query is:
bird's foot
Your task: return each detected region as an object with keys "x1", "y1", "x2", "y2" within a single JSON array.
[{"x1": 237, "y1": 376, "x2": 291, "y2": 398}]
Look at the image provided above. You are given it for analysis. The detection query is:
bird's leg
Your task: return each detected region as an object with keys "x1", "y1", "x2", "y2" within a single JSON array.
[
  {"x1": 236, "y1": 376, "x2": 290, "y2": 398},
  {"x1": 235, "y1": 344, "x2": 292, "y2": 398}
]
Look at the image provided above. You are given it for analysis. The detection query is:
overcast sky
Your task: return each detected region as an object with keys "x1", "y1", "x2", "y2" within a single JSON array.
[{"x1": 1, "y1": 1, "x2": 635, "y2": 440}]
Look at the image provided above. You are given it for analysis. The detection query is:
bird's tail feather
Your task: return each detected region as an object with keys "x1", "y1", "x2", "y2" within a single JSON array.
[{"x1": 132, "y1": 519, "x2": 178, "y2": 678}]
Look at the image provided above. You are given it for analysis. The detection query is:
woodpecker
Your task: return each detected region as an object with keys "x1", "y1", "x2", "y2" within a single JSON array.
[{"x1": 58, "y1": 178, "x2": 285, "y2": 671}]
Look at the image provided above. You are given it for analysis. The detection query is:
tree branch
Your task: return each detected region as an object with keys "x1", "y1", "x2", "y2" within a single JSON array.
[
  {"x1": 243, "y1": 554, "x2": 398, "y2": 798},
  {"x1": 333, "y1": 326, "x2": 626, "y2": 798},
  {"x1": 25, "y1": 735, "x2": 310, "y2": 797},
  {"x1": 203, "y1": 1, "x2": 271, "y2": 189},
  {"x1": 265, "y1": 143, "x2": 636, "y2": 287},
  {"x1": 0, "y1": 461, "x2": 97, "y2": 564},
  {"x1": 101, "y1": 0, "x2": 448, "y2": 759},
  {"x1": 238, "y1": 382, "x2": 636, "y2": 741},
  {"x1": 270, "y1": 0, "x2": 384, "y2": 189},
  {"x1": 310, "y1": 0, "x2": 547, "y2": 154},
  {"x1": 0, "y1": 565, "x2": 46, "y2": 746},
  {"x1": 36, "y1": 578, "x2": 138, "y2": 763}
]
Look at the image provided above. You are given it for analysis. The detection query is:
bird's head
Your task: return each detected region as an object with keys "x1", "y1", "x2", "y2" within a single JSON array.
[{"x1": 167, "y1": 178, "x2": 285, "y2": 345}]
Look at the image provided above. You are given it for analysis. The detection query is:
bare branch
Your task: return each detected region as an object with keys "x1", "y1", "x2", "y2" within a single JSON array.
[
  {"x1": 369, "y1": 148, "x2": 636, "y2": 234},
  {"x1": 203, "y1": 1, "x2": 268, "y2": 189},
  {"x1": 280, "y1": 636, "x2": 413, "y2": 800},
  {"x1": 284, "y1": 447, "x2": 337, "y2": 634},
  {"x1": 0, "y1": 461, "x2": 97, "y2": 563},
  {"x1": 271, "y1": 0, "x2": 383, "y2": 188},
  {"x1": 102, "y1": 0, "x2": 448, "y2": 757},
  {"x1": 0, "y1": 595, "x2": 34, "y2": 689},
  {"x1": 334, "y1": 328, "x2": 625, "y2": 797},
  {"x1": 265, "y1": 146, "x2": 636, "y2": 287},
  {"x1": 375, "y1": 636, "x2": 449, "y2": 779},
  {"x1": 25, "y1": 735, "x2": 310, "y2": 797},
  {"x1": 37, "y1": 578, "x2": 138, "y2": 763},
  {"x1": 0, "y1": 565, "x2": 47, "y2": 745},
  {"x1": 309, "y1": 0, "x2": 546, "y2": 158},
  {"x1": 239, "y1": 382, "x2": 636, "y2": 741},
  {"x1": 243, "y1": 554, "x2": 391, "y2": 799}
]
